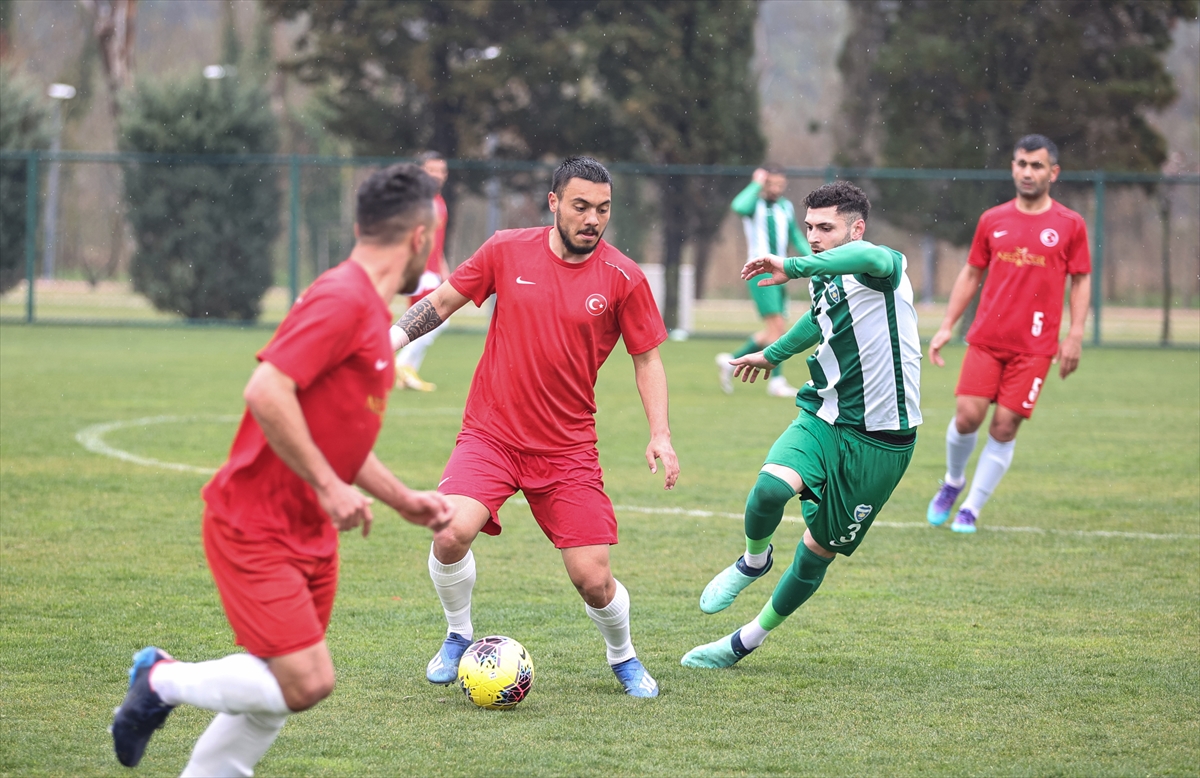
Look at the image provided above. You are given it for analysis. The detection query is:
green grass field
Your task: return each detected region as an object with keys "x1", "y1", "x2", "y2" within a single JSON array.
[{"x1": 1, "y1": 325, "x2": 1197, "y2": 776}]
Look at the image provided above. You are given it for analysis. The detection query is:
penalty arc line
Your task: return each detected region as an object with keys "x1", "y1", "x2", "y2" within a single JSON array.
[{"x1": 75, "y1": 417, "x2": 1198, "y2": 544}]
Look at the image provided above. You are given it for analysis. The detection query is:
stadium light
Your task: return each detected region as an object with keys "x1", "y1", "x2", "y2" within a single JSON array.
[{"x1": 42, "y1": 84, "x2": 76, "y2": 280}]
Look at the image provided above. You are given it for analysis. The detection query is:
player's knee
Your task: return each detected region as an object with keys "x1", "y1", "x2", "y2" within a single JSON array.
[
  {"x1": 280, "y1": 672, "x2": 335, "y2": 712},
  {"x1": 748, "y1": 471, "x2": 796, "y2": 513},
  {"x1": 571, "y1": 573, "x2": 614, "y2": 608}
]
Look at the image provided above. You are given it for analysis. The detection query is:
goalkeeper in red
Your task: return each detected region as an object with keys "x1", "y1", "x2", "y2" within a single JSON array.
[
  {"x1": 390, "y1": 156, "x2": 679, "y2": 697},
  {"x1": 683, "y1": 181, "x2": 922, "y2": 668},
  {"x1": 926, "y1": 135, "x2": 1091, "y2": 533}
]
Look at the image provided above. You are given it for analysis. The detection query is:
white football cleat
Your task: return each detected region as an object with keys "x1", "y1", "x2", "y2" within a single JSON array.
[
  {"x1": 766, "y1": 376, "x2": 798, "y2": 398},
  {"x1": 715, "y1": 353, "x2": 735, "y2": 395}
]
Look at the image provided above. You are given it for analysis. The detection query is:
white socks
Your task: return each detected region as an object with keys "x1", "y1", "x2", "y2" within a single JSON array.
[
  {"x1": 181, "y1": 712, "x2": 286, "y2": 778},
  {"x1": 151, "y1": 653, "x2": 291, "y2": 778},
  {"x1": 150, "y1": 653, "x2": 290, "y2": 715},
  {"x1": 429, "y1": 546, "x2": 476, "y2": 640},
  {"x1": 585, "y1": 580, "x2": 636, "y2": 665},
  {"x1": 396, "y1": 328, "x2": 441, "y2": 371},
  {"x1": 944, "y1": 416, "x2": 977, "y2": 485},
  {"x1": 961, "y1": 436, "x2": 1015, "y2": 515},
  {"x1": 739, "y1": 618, "x2": 770, "y2": 650}
]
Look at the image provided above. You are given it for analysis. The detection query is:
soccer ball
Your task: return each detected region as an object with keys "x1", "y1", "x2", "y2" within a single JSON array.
[{"x1": 456, "y1": 635, "x2": 535, "y2": 710}]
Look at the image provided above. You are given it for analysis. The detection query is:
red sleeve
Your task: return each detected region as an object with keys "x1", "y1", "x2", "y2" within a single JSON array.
[
  {"x1": 618, "y1": 277, "x2": 669, "y2": 355},
  {"x1": 258, "y1": 287, "x2": 362, "y2": 390},
  {"x1": 1065, "y1": 217, "x2": 1092, "y2": 275},
  {"x1": 967, "y1": 212, "x2": 992, "y2": 269},
  {"x1": 447, "y1": 235, "x2": 497, "y2": 307}
]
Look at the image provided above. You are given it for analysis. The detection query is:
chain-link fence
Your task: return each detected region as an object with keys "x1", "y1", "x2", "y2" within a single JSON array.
[{"x1": 1, "y1": 151, "x2": 1197, "y2": 346}]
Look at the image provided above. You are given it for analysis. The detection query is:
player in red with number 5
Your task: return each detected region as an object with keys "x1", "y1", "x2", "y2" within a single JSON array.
[
  {"x1": 390, "y1": 156, "x2": 679, "y2": 698},
  {"x1": 927, "y1": 135, "x2": 1091, "y2": 534}
]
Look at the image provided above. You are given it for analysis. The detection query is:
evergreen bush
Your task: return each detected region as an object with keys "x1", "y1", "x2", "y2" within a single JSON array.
[{"x1": 120, "y1": 73, "x2": 280, "y2": 320}]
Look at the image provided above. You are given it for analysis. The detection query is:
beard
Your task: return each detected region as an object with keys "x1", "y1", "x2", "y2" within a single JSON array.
[{"x1": 555, "y1": 214, "x2": 604, "y2": 255}]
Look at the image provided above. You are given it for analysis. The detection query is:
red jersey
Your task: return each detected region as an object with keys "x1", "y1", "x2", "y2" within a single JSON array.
[
  {"x1": 202, "y1": 260, "x2": 395, "y2": 557},
  {"x1": 966, "y1": 199, "x2": 1091, "y2": 356},
  {"x1": 410, "y1": 194, "x2": 448, "y2": 304},
  {"x1": 449, "y1": 227, "x2": 666, "y2": 454}
]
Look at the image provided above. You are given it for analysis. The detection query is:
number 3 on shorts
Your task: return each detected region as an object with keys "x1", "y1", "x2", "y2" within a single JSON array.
[{"x1": 1031, "y1": 311, "x2": 1044, "y2": 337}]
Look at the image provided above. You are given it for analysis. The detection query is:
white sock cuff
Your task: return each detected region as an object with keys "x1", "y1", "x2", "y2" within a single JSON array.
[
  {"x1": 946, "y1": 416, "x2": 978, "y2": 444},
  {"x1": 586, "y1": 580, "x2": 630, "y2": 625},
  {"x1": 429, "y1": 547, "x2": 475, "y2": 582},
  {"x1": 984, "y1": 435, "x2": 1016, "y2": 454}
]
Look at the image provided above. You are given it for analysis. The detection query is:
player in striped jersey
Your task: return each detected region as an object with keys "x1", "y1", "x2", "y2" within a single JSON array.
[
  {"x1": 718, "y1": 165, "x2": 813, "y2": 397},
  {"x1": 682, "y1": 181, "x2": 921, "y2": 669}
]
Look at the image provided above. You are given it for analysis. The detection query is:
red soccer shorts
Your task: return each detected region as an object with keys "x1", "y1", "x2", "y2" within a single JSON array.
[
  {"x1": 203, "y1": 507, "x2": 338, "y2": 658},
  {"x1": 956, "y1": 343, "x2": 1054, "y2": 419},
  {"x1": 439, "y1": 428, "x2": 619, "y2": 549}
]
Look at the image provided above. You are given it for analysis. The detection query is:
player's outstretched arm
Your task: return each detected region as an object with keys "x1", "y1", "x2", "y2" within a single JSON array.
[
  {"x1": 741, "y1": 254, "x2": 789, "y2": 286},
  {"x1": 1056, "y1": 272, "x2": 1090, "y2": 379},
  {"x1": 244, "y1": 361, "x2": 372, "y2": 533},
  {"x1": 354, "y1": 453, "x2": 454, "y2": 536},
  {"x1": 390, "y1": 281, "x2": 471, "y2": 351},
  {"x1": 631, "y1": 347, "x2": 679, "y2": 491},
  {"x1": 929, "y1": 264, "x2": 985, "y2": 367}
]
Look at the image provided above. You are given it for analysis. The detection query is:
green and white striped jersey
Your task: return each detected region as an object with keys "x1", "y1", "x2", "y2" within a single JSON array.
[
  {"x1": 795, "y1": 242, "x2": 922, "y2": 432},
  {"x1": 731, "y1": 182, "x2": 810, "y2": 259}
]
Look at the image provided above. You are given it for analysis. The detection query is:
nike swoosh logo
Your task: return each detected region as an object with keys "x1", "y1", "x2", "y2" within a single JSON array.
[
  {"x1": 516, "y1": 277, "x2": 536, "y2": 285},
  {"x1": 993, "y1": 230, "x2": 1008, "y2": 238},
  {"x1": 375, "y1": 359, "x2": 390, "y2": 371},
  {"x1": 438, "y1": 477, "x2": 451, "y2": 487},
  {"x1": 1022, "y1": 401, "x2": 1035, "y2": 409}
]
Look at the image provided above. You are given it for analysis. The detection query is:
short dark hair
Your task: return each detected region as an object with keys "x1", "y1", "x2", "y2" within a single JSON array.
[
  {"x1": 764, "y1": 163, "x2": 786, "y2": 176},
  {"x1": 552, "y1": 156, "x2": 612, "y2": 197},
  {"x1": 415, "y1": 150, "x2": 444, "y2": 165},
  {"x1": 1014, "y1": 134, "x2": 1059, "y2": 165},
  {"x1": 803, "y1": 180, "x2": 871, "y2": 224},
  {"x1": 356, "y1": 163, "x2": 438, "y2": 245}
]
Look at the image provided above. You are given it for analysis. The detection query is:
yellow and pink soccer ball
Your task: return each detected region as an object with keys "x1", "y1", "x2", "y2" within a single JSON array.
[{"x1": 456, "y1": 635, "x2": 535, "y2": 710}]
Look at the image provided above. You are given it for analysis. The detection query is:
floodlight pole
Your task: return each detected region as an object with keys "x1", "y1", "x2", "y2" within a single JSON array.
[{"x1": 41, "y1": 83, "x2": 75, "y2": 281}]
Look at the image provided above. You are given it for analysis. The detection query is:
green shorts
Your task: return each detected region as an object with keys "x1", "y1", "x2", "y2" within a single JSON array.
[
  {"x1": 764, "y1": 410, "x2": 915, "y2": 556},
  {"x1": 747, "y1": 274, "x2": 787, "y2": 318}
]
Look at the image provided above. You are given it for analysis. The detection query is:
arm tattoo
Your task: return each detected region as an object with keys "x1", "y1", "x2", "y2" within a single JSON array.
[{"x1": 397, "y1": 298, "x2": 444, "y2": 342}]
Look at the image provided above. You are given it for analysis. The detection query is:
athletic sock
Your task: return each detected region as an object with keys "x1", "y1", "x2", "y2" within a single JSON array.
[
  {"x1": 428, "y1": 546, "x2": 476, "y2": 641},
  {"x1": 742, "y1": 471, "x2": 794, "y2": 569},
  {"x1": 180, "y1": 712, "x2": 287, "y2": 778},
  {"x1": 396, "y1": 328, "x2": 440, "y2": 372},
  {"x1": 944, "y1": 416, "x2": 978, "y2": 485},
  {"x1": 150, "y1": 653, "x2": 290, "y2": 715},
  {"x1": 585, "y1": 579, "x2": 636, "y2": 665},
  {"x1": 765, "y1": 544, "x2": 835, "y2": 625},
  {"x1": 961, "y1": 435, "x2": 1015, "y2": 515},
  {"x1": 732, "y1": 336, "x2": 761, "y2": 359}
]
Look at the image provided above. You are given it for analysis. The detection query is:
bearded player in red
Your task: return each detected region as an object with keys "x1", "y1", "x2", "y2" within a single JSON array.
[
  {"x1": 927, "y1": 135, "x2": 1091, "y2": 533},
  {"x1": 111, "y1": 164, "x2": 455, "y2": 773},
  {"x1": 390, "y1": 156, "x2": 680, "y2": 697}
]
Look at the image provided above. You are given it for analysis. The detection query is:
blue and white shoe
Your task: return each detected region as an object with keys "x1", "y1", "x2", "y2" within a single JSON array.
[
  {"x1": 680, "y1": 629, "x2": 756, "y2": 669},
  {"x1": 699, "y1": 546, "x2": 773, "y2": 614},
  {"x1": 111, "y1": 647, "x2": 176, "y2": 767},
  {"x1": 951, "y1": 508, "x2": 978, "y2": 534},
  {"x1": 927, "y1": 480, "x2": 965, "y2": 526},
  {"x1": 426, "y1": 632, "x2": 472, "y2": 685},
  {"x1": 611, "y1": 657, "x2": 659, "y2": 698}
]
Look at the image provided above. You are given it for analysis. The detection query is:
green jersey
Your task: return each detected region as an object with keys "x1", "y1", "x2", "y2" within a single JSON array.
[
  {"x1": 782, "y1": 241, "x2": 922, "y2": 433},
  {"x1": 731, "y1": 182, "x2": 811, "y2": 259}
]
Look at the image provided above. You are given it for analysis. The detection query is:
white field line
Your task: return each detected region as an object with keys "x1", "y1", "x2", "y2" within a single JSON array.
[
  {"x1": 512, "y1": 499, "x2": 1200, "y2": 542},
  {"x1": 76, "y1": 417, "x2": 1198, "y2": 543}
]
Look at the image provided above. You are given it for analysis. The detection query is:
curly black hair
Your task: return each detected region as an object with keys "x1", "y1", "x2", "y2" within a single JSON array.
[
  {"x1": 803, "y1": 181, "x2": 871, "y2": 224},
  {"x1": 356, "y1": 163, "x2": 438, "y2": 245}
]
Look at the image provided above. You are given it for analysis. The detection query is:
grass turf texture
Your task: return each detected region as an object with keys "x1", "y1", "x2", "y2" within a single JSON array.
[{"x1": 1, "y1": 325, "x2": 1197, "y2": 776}]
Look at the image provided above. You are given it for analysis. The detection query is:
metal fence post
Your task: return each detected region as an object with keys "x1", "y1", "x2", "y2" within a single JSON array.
[
  {"x1": 288, "y1": 154, "x2": 300, "y2": 307},
  {"x1": 24, "y1": 152, "x2": 39, "y2": 323},
  {"x1": 1091, "y1": 173, "x2": 1105, "y2": 346}
]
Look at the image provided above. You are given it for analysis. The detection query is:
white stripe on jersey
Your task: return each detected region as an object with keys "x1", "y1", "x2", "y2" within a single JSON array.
[
  {"x1": 742, "y1": 199, "x2": 792, "y2": 259},
  {"x1": 895, "y1": 268, "x2": 924, "y2": 428},
  {"x1": 844, "y1": 274, "x2": 900, "y2": 430},
  {"x1": 813, "y1": 301, "x2": 843, "y2": 424}
]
